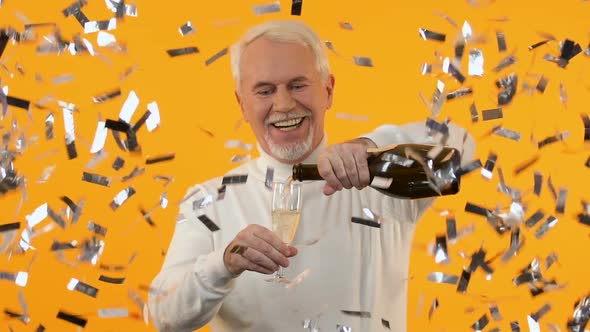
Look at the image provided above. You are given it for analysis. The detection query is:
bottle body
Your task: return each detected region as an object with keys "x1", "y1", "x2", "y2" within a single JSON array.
[{"x1": 292, "y1": 144, "x2": 462, "y2": 199}]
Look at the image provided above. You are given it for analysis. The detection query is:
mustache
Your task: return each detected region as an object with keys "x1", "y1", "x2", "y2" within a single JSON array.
[{"x1": 265, "y1": 110, "x2": 312, "y2": 125}]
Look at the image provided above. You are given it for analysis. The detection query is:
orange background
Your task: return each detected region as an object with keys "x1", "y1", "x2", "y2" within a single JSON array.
[{"x1": 0, "y1": 0, "x2": 589, "y2": 331}]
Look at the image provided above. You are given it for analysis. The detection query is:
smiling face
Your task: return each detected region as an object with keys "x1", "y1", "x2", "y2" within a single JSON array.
[{"x1": 235, "y1": 37, "x2": 334, "y2": 164}]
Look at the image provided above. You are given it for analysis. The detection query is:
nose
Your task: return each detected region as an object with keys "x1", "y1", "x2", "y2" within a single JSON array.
[{"x1": 272, "y1": 86, "x2": 296, "y2": 113}]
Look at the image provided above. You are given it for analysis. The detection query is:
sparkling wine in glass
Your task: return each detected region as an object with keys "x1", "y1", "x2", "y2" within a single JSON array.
[{"x1": 266, "y1": 181, "x2": 301, "y2": 283}]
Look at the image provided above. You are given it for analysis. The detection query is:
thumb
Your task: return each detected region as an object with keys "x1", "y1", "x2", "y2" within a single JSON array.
[{"x1": 323, "y1": 184, "x2": 337, "y2": 196}]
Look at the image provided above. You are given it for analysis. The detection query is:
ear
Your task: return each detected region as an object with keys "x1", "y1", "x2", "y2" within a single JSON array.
[
  {"x1": 325, "y1": 74, "x2": 335, "y2": 109},
  {"x1": 235, "y1": 90, "x2": 249, "y2": 123}
]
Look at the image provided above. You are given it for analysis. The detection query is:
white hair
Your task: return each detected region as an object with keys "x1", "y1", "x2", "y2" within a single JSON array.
[{"x1": 229, "y1": 19, "x2": 331, "y2": 92}]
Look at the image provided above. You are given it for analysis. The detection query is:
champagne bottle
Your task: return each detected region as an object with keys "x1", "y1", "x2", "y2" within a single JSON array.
[{"x1": 292, "y1": 144, "x2": 462, "y2": 199}]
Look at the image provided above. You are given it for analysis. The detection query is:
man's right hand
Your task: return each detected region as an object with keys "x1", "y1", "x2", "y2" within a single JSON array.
[{"x1": 223, "y1": 224, "x2": 298, "y2": 276}]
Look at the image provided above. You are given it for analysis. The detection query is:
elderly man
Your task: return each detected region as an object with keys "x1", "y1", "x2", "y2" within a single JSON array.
[{"x1": 149, "y1": 19, "x2": 474, "y2": 331}]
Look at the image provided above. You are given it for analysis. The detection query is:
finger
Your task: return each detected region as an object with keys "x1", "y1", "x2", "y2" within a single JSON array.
[
  {"x1": 317, "y1": 154, "x2": 341, "y2": 191},
  {"x1": 323, "y1": 183, "x2": 337, "y2": 196},
  {"x1": 353, "y1": 149, "x2": 371, "y2": 188},
  {"x1": 241, "y1": 247, "x2": 280, "y2": 271},
  {"x1": 250, "y1": 229, "x2": 290, "y2": 266},
  {"x1": 287, "y1": 245, "x2": 298, "y2": 257},
  {"x1": 340, "y1": 150, "x2": 361, "y2": 189},
  {"x1": 229, "y1": 252, "x2": 274, "y2": 274},
  {"x1": 326, "y1": 153, "x2": 352, "y2": 189}
]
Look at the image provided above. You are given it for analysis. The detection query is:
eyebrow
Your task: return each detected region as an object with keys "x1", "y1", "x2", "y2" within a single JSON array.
[{"x1": 251, "y1": 76, "x2": 311, "y2": 91}]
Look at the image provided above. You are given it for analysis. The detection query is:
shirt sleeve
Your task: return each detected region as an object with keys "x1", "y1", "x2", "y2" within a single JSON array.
[
  {"x1": 148, "y1": 185, "x2": 237, "y2": 331},
  {"x1": 359, "y1": 122, "x2": 476, "y2": 223}
]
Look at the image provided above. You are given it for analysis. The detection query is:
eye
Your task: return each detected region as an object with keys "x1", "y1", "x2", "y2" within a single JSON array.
[
  {"x1": 290, "y1": 83, "x2": 307, "y2": 90},
  {"x1": 256, "y1": 87, "x2": 274, "y2": 96}
]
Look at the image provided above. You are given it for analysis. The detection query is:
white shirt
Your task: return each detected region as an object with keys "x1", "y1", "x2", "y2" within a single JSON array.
[{"x1": 149, "y1": 122, "x2": 475, "y2": 332}]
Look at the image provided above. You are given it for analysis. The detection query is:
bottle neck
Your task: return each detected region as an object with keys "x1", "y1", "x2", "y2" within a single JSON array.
[{"x1": 292, "y1": 164, "x2": 324, "y2": 181}]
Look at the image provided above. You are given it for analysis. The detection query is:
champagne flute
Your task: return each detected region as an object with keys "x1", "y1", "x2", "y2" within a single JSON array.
[{"x1": 266, "y1": 181, "x2": 301, "y2": 283}]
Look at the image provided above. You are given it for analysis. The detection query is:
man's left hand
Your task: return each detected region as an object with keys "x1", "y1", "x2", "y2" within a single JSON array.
[{"x1": 316, "y1": 138, "x2": 376, "y2": 196}]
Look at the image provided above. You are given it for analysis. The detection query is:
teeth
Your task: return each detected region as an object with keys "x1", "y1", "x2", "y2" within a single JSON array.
[{"x1": 273, "y1": 118, "x2": 303, "y2": 128}]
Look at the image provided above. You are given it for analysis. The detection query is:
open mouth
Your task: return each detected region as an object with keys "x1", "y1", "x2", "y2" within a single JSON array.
[{"x1": 271, "y1": 117, "x2": 305, "y2": 131}]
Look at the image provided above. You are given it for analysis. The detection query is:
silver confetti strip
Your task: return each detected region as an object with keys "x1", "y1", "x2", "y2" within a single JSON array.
[
  {"x1": 428, "y1": 298, "x2": 439, "y2": 320},
  {"x1": 536, "y1": 76, "x2": 549, "y2": 93},
  {"x1": 462, "y1": 21, "x2": 473, "y2": 40},
  {"x1": 193, "y1": 194, "x2": 213, "y2": 210},
  {"x1": 421, "y1": 63, "x2": 433, "y2": 75},
  {"x1": 471, "y1": 314, "x2": 490, "y2": 331},
  {"x1": 525, "y1": 209, "x2": 545, "y2": 228},
  {"x1": 468, "y1": 49, "x2": 484, "y2": 76},
  {"x1": 0, "y1": 271, "x2": 28, "y2": 286},
  {"x1": 82, "y1": 172, "x2": 111, "y2": 187},
  {"x1": 67, "y1": 277, "x2": 99, "y2": 297},
  {"x1": 535, "y1": 216, "x2": 558, "y2": 239},
  {"x1": 490, "y1": 304, "x2": 503, "y2": 321},
  {"x1": 88, "y1": 221, "x2": 107, "y2": 236},
  {"x1": 37, "y1": 165, "x2": 56, "y2": 183},
  {"x1": 98, "y1": 308, "x2": 129, "y2": 318},
  {"x1": 45, "y1": 113, "x2": 54, "y2": 140},
  {"x1": 456, "y1": 268, "x2": 471, "y2": 293},
  {"x1": 253, "y1": 2, "x2": 281, "y2": 15},
  {"x1": 545, "y1": 252, "x2": 558, "y2": 270},
  {"x1": 353, "y1": 56, "x2": 373, "y2": 67},
  {"x1": 84, "y1": 18, "x2": 117, "y2": 34},
  {"x1": 224, "y1": 139, "x2": 253, "y2": 151},
  {"x1": 47, "y1": 205, "x2": 66, "y2": 229},
  {"x1": 336, "y1": 325, "x2": 352, "y2": 332},
  {"x1": 497, "y1": 74, "x2": 518, "y2": 106},
  {"x1": 496, "y1": 31, "x2": 507, "y2": 52},
  {"x1": 119, "y1": 90, "x2": 139, "y2": 124},
  {"x1": 469, "y1": 102, "x2": 479, "y2": 123},
  {"x1": 418, "y1": 28, "x2": 446, "y2": 42},
  {"x1": 62, "y1": 106, "x2": 77, "y2": 159},
  {"x1": 122, "y1": 167, "x2": 145, "y2": 182},
  {"x1": 531, "y1": 303, "x2": 551, "y2": 322},
  {"x1": 51, "y1": 74, "x2": 74, "y2": 84},
  {"x1": 567, "y1": 294, "x2": 590, "y2": 331},
  {"x1": 547, "y1": 175, "x2": 557, "y2": 199},
  {"x1": 231, "y1": 154, "x2": 251, "y2": 163},
  {"x1": 198, "y1": 214, "x2": 220, "y2": 232},
  {"x1": 380, "y1": 153, "x2": 414, "y2": 167},
  {"x1": 481, "y1": 152, "x2": 497, "y2": 179},
  {"x1": 493, "y1": 126, "x2": 521, "y2": 141},
  {"x1": 205, "y1": 47, "x2": 228, "y2": 66},
  {"x1": 493, "y1": 54, "x2": 517, "y2": 72},
  {"x1": 446, "y1": 87, "x2": 473, "y2": 100},
  {"x1": 556, "y1": 188, "x2": 567, "y2": 214},
  {"x1": 340, "y1": 310, "x2": 371, "y2": 318},
  {"x1": 339, "y1": 22, "x2": 353, "y2": 30},
  {"x1": 90, "y1": 118, "x2": 108, "y2": 153},
  {"x1": 222, "y1": 174, "x2": 248, "y2": 185},
  {"x1": 560, "y1": 82, "x2": 568, "y2": 106},
  {"x1": 146, "y1": 101, "x2": 160, "y2": 132},
  {"x1": 446, "y1": 216, "x2": 457, "y2": 242},
  {"x1": 513, "y1": 154, "x2": 539, "y2": 175},
  {"x1": 502, "y1": 227, "x2": 524, "y2": 263},
  {"x1": 482, "y1": 108, "x2": 503, "y2": 121},
  {"x1": 427, "y1": 272, "x2": 459, "y2": 285},
  {"x1": 110, "y1": 187, "x2": 136, "y2": 210},
  {"x1": 434, "y1": 235, "x2": 449, "y2": 264},
  {"x1": 179, "y1": 21, "x2": 195, "y2": 36},
  {"x1": 442, "y1": 57, "x2": 466, "y2": 83},
  {"x1": 265, "y1": 167, "x2": 274, "y2": 190},
  {"x1": 92, "y1": 88, "x2": 121, "y2": 103},
  {"x1": 78, "y1": 236, "x2": 105, "y2": 265},
  {"x1": 166, "y1": 46, "x2": 199, "y2": 57}
]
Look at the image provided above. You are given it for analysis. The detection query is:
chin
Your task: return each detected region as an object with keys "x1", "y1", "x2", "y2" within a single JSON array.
[{"x1": 264, "y1": 132, "x2": 314, "y2": 163}]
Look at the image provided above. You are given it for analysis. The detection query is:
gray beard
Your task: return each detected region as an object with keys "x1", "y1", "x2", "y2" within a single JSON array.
[{"x1": 264, "y1": 128, "x2": 314, "y2": 163}]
